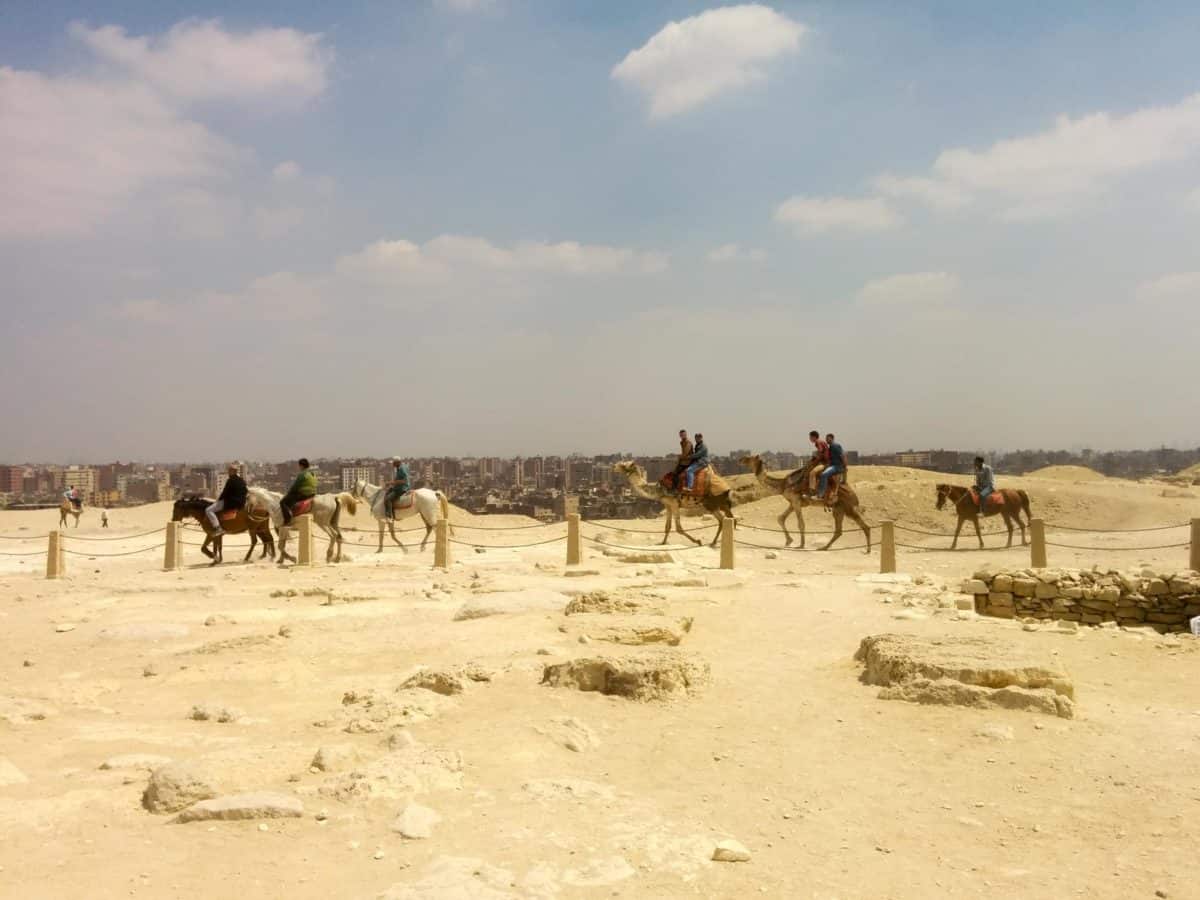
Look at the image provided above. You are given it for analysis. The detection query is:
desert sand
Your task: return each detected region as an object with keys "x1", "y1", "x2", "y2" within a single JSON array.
[{"x1": 1, "y1": 468, "x2": 1198, "y2": 899}]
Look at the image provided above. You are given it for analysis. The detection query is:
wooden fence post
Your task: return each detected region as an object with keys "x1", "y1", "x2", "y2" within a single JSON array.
[
  {"x1": 297, "y1": 514, "x2": 314, "y2": 566},
  {"x1": 720, "y1": 517, "x2": 735, "y2": 570},
  {"x1": 434, "y1": 517, "x2": 450, "y2": 570},
  {"x1": 164, "y1": 521, "x2": 180, "y2": 571},
  {"x1": 46, "y1": 531, "x2": 63, "y2": 579},
  {"x1": 880, "y1": 521, "x2": 896, "y2": 574},
  {"x1": 1190, "y1": 518, "x2": 1200, "y2": 572},
  {"x1": 1030, "y1": 518, "x2": 1047, "y2": 569},
  {"x1": 566, "y1": 513, "x2": 581, "y2": 566}
]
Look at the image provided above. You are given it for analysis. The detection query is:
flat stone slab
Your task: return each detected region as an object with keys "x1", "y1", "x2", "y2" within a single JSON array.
[
  {"x1": 563, "y1": 591, "x2": 664, "y2": 617},
  {"x1": 855, "y1": 633, "x2": 1075, "y2": 719},
  {"x1": 176, "y1": 792, "x2": 303, "y2": 823},
  {"x1": 559, "y1": 614, "x2": 693, "y2": 646},
  {"x1": 541, "y1": 651, "x2": 710, "y2": 701},
  {"x1": 100, "y1": 754, "x2": 172, "y2": 772}
]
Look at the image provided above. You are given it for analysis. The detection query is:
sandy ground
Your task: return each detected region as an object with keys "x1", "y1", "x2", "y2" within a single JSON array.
[{"x1": 1, "y1": 471, "x2": 1198, "y2": 899}]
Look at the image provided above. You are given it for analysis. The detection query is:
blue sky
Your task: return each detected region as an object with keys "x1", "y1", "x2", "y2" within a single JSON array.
[{"x1": 3, "y1": 2, "x2": 1199, "y2": 462}]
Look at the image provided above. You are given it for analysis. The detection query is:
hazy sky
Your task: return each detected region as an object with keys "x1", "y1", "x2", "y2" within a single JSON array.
[{"x1": 4, "y1": 1, "x2": 1200, "y2": 463}]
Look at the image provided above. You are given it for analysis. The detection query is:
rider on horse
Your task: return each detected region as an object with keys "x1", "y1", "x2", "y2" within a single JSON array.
[
  {"x1": 683, "y1": 433, "x2": 709, "y2": 492},
  {"x1": 974, "y1": 456, "x2": 995, "y2": 513},
  {"x1": 817, "y1": 433, "x2": 846, "y2": 505},
  {"x1": 384, "y1": 456, "x2": 411, "y2": 519},
  {"x1": 280, "y1": 458, "x2": 317, "y2": 525},
  {"x1": 208, "y1": 463, "x2": 247, "y2": 538}
]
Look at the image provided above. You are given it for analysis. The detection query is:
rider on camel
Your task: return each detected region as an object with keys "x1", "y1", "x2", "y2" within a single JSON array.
[
  {"x1": 280, "y1": 458, "x2": 317, "y2": 526},
  {"x1": 684, "y1": 433, "x2": 709, "y2": 492},
  {"x1": 384, "y1": 456, "x2": 411, "y2": 519},
  {"x1": 64, "y1": 486, "x2": 82, "y2": 510},
  {"x1": 974, "y1": 456, "x2": 995, "y2": 513},
  {"x1": 807, "y1": 430, "x2": 830, "y2": 495},
  {"x1": 208, "y1": 463, "x2": 247, "y2": 538},
  {"x1": 817, "y1": 433, "x2": 845, "y2": 505},
  {"x1": 669, "y1": 430, "x2": 693, "y2": 494}
]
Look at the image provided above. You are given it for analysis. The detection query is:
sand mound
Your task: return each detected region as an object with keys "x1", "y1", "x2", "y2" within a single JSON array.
[{"x1": 1027, "y1": 465, "x2": 1106, "y2": 481}]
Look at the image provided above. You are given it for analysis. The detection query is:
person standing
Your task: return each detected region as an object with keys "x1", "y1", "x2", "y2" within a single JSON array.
[
  {"x1": 280, "y1": 458, "x2": 317, "y2": 526},
  {"x1": 101, "y1": 508, "x2": 110, "y2": 528},
  {"x1": 208, "y1": 464, "x2": 248, "y2": 538}
]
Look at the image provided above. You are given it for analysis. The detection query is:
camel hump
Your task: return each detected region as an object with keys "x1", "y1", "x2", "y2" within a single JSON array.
[{"x1": 707, "y1": 468, "x2": 732, "y2": 495}]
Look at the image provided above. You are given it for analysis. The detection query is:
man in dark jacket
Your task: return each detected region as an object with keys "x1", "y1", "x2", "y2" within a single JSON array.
[
  {"x1": 208, "y1": 464, "x2": 248, "y2": 537},
  {"x1": 684, "y1": 432, "x2": 709, "y2": 491},
  {"x1": 669, "y1": 430, "x2": 693, "y2": 493},
  {"x1": 817, "y1": 433, "x2": 846, "y2": 503}
]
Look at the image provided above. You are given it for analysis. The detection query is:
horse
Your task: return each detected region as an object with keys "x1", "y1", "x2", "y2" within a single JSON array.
[
  {"x1": 247, "y1": 488, "x2": 356, "y2": 564},
  {"x1": 935, "y1": 484, "x2": 1032, "y2": 549},
  {"x1": 351, "y1": 480, "x2": 451, "y2": 553},
  {"x1": 59, "y1": 499, "x2": 83, "y2": 528},
  {"x1": 171, "y1": 495, "x2": 275, "y2": 565}
]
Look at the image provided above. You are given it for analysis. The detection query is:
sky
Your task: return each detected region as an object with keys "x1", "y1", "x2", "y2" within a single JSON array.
[{"x1": 3, "y1": 1, "x2": 1200, "y2": 463}]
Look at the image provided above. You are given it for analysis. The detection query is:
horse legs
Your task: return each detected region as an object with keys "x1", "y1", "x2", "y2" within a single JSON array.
[
  {"x1": 244, "y1": 532, "x2": 256, "y2": 562},
  {"x1": 973, "y1": 515, "x2": 984, "y2": 549},
  {"x1": 419, "y1": 516, "x2": 434, "y2": 551},
  {"x1": 277, "y1": 527, "x2": 296, "y2": 565},
  {"x1": 387, "y1": 519, "x2": 408, "y2": 554},
  {"x1": 210, "y1": 536, "x2": 222, "y2": 566},
  {"x1": 377, "y1": 521, "x2": 385, "y2": 553},
  {"x1": 1017, "y1": 511, "x2": 1028, "y2": 546},
  {"x1": 951, "y1": 516, "x2": 965, "y2": 550},
  {"x1": 820, "y1": 510, "x2": 844, "y2": 550},
  {"x1": 1001, "y1": 512, "x2": 1014, "y2": 548}
]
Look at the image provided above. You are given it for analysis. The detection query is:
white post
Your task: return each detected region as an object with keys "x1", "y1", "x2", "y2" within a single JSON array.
[
  {"x1": 297, "y1": 514, "x2": 314, "y2": 566},
  {"x1": 566, "y1": 513, "x2": 581, "y2": 566},
  {"x1": 434, "y1": 517, "x2": 450, "y2": 570},
  {"x1": 46, "y1": 531, "x2": 63, "y2": 579}
]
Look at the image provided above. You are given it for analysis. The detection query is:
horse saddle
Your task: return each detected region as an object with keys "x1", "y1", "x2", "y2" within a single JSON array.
[
  {"x1": 292, "y1": 498, "x2": 314, "y2": 516},
  {"x1": 219, "y1": 509, "x2": 240, "y2": 523},
  {"x1": 392, "y1": 492, "x2": 415, "y2": 511},
  {"x1": 970, "y1": 489, "x2": 1003, "y2": 511}
]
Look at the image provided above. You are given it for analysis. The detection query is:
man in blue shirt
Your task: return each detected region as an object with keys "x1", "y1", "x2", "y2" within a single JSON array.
[
  {"x1": 974, "y1": 456, "x2": 995, "y2": 513},
  {"x1": 684, "y1": 433, "x2": 709, "y2": 491},
  {"x1": 385, "y1": 456, "x2": 411, "y2": 519},
  {"x1": 817, "y1": 433, "x2": 846, "y2": 503}
]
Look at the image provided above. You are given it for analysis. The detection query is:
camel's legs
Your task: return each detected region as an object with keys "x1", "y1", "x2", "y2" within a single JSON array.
[
  {"x1": 792, "y1": 497, "x2": 807, "y2": 549},
  {"x1": 675, "y1": 508, "x2": 700, "y2": 545},
  {"x1": 708, "y1": 510, "x2": 723, "y2": 547},
  {"x1": 821, "y1": 510, "x2": 845, "y2": 550},
  {"x1": 661, "y1": 509, "x2": 672, "y2": 545},
  {"x1": 777, "y1": 506, "x2": 792, "y2": 546},
  {"x1": 848, "y1": 510, "x2": 871, "y2": 553}
]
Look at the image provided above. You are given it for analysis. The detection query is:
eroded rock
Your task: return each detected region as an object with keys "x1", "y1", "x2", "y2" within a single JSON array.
[
  {"x1": 541, "y1": 651, "x2": 710, "y2": 701},
  {"x1": 143, "y1": 762, "x2": 218, "y2": 814},
  {"x1": 176, "y1": 792, "x2": 303, "y2": 823}
]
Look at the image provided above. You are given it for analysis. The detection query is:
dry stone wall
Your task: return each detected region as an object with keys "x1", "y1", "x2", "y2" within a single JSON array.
[{"x1": 964, "y1": 567, "x2": 1200, "y2": 633}]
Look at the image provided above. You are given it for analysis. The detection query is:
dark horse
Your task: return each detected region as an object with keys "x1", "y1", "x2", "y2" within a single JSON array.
[
  {"x1": 171, "y1": 495, "x2": 275, "y2": 566},
  {"x1": 935, "y1": 484, "x2": 1032, "y2": 550}
]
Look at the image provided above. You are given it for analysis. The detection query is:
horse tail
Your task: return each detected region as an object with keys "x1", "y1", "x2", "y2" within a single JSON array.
[
  {"x1": 337, "y1": 491, "x2": 358, "y2": 517},
  {"x1": 1019, "y1": 490, "x2": 1032, "y2": 521},
  {"x1": 437, "y1": 491, "x2": 454, "y2": 535}
]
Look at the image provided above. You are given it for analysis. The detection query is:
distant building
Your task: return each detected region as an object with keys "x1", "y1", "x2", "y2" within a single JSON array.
[
  {"x1": 341, "y1": 466, "x2": 376, "y2": 491},
  {"x1": 63, "y1": 466, "x2": 98, "y2": 503}
]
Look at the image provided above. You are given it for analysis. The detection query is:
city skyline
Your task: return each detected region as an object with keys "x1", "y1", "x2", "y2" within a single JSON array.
[{"x1": 5, "y1": 3, "x2": 1200, "y2": 458}]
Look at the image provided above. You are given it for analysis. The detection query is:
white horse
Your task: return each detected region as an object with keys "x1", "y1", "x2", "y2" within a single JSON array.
[
  {"x1": 351, "y1": 480, "x2": 451, "y2": 552},
  {"x1": 247, "y1": 488, "x2": 357, "y2": 564}
]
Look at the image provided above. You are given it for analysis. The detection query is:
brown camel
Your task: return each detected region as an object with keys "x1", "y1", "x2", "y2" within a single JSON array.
[
  {"x1": 171, "y1": 495, "x2": 275, "y2": 566},
  {"x1": 935, "y1": 484, "x2": 1031, "y2": 549},
  {"x1": 59, "y1": 499, "x2": 83, "y2": 528},
  {"x1": 740, "y1": 454, "x2": 871, "y2": 552},
  {"x1": 613, "y1": 460, "x2": 734, "y2": 546}
]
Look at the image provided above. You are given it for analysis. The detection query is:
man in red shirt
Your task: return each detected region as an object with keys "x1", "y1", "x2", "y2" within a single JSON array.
[{"x1": 808, "y1": 430, "x2": 830, "y2": 495}]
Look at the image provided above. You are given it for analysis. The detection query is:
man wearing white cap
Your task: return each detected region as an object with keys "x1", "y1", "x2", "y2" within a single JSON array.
[{"x1": 384, "y1": 456, "x2": 411, "y2": 520}]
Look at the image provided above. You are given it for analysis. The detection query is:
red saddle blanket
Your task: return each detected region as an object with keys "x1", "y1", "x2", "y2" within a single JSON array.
[
  {"x1": 969, "y1": 489, "x2": 1004, "y2": 511},
  {"x1": 292, "y1": 498, "x2": 314, "y2": 516},
  {"x1": 219, "y1": 509, "x2": 240, "y2": 523}
]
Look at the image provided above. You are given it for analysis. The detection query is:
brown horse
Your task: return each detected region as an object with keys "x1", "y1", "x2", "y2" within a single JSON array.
[
  {"x1": 740, "y1": 455, "x2": 872, "y2": 552},
  {"x1": 935, "y1": 484, "x2": 1031, "y2": 549},
  {"x1": 171, "y1": 495, "x2": 275, "y2": 565},
  {"x1": 59, "y1": 499, "x2": 83, "y2": 528}
]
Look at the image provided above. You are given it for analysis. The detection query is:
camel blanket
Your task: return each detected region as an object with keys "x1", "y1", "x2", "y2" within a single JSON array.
[{"x1": 679, "y1": 466, "x2": 730, "y2": 498}]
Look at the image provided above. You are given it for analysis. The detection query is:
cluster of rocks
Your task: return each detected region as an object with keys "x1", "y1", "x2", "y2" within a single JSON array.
[{"x1": 964, "y1": 567, "x2": 1200, "y2": 633}]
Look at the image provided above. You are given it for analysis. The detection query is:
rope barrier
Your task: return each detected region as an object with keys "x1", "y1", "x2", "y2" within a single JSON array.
[
  {"x1": 0, "y1": 533, "x2": 42, "y2": 541},
  {"x1": 1044, "y1": 521, "x2": 1190, "y2": 534},
  {"x1": 1045, "y1": 540, "x2": 1191, "y2": 552},
  {"x1": 737, "y1": 520, "x2": 837, "y2": 535},
  {"x1": 450, "y1": 520, "x2": 562, "y2": 532},
  {"x1": 62, "y1": 526, "x2": 168, "y2": 542},
  {"x1": 448, "y1": 535, "x2": 568, "y2": 550},
  {"x1": 62, "y1": 544, "x2": 165, "y2": 557},
  {"x1": 583, "y1": 519, "x2": 719, "y2": 534},
  {"x1": 0, "y1": 549, "x2": 50, "y2": 557},
  {"x1": 892, "y1": 522, "x2": 1010, "y2": 538},
  {"x1": 895, "y1": 542, "x2": 996, "y2": 553},
  {"x1": 733, "y1": 537, "x2": 869, "y2": 553}
]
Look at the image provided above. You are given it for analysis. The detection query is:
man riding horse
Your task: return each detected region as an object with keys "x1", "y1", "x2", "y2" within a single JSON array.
[
  {"x1": 208, "y1": 463, "x2": 247, "y2": 539},
  {"x1": 974, "y1": 456, "x2": 995, "y2": 513},
  {"x1": 280, "y1": 458, "x2": 317, "y2": 525},
  {"x1": 384, "y1": 456, "x2": 411, "y2": 519}
]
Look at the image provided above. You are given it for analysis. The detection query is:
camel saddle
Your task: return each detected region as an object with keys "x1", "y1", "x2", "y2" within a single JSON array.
[
  {"x1": 969, "y1": 489, "x2": 1004, "y2": 512},
  {"x1": 676, "y1": 466, "x2": 730, "y2": 499}
]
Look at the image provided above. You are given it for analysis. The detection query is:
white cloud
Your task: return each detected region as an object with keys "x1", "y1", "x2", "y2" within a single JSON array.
[
  {"x1": 436, "y1": 0, "x2": 496, "y2": 12},
  {"x1": 109, "y1": 298, "x2": 169, "y2": 322},
  {"x1": 0, "y1": 67, "x2": 237, "y2": 237},
  {"x1": 204, "y1": 270, "x2": 325, "y2": 320},
  {"x1": 71, "y1": 19, "x2": 331, "y2": 104},
  {"x1": 253, "y1": 205, "x2": 306, "y2": 239},
  {"x1": 272, "y1": 160, "x2": 302, "y2": 182},
  {"x1": 612, "y1": 4, "x2": 803, "y2": 119},
  {"x1": 871, "y1": 173, "x2": 970, "y2": 211},
  {"x1": 1135, "y1": 271, "x2": 1200, "y2": 303},
  {"x1": 885, "y1": 92, "x2": 1200, "y2": 219},
  {"x1": 857, "y1": 272, "x2": 960, "y2": 306},
  {"x1": 337, "y1": 235, "x2": 668, "y2": 282},
  {"x1": 774, "y1": 195, "x2": 901, "y2": 235},
  {"x1": 707, "y1": 242, "x2": 767, "y2": 263}
]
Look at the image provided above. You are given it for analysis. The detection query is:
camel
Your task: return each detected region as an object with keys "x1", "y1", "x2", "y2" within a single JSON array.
[
  {"x1": 59, "y1": 499, "x2": 82, "y2": 528},
  {"x1": 612, "y1": 460, "x2": 734, "y2": 546},
  {"x1": 740, "y1": 454, "x2": 872, "y2": 553},
  {"x1": 936, "y1": 484, "x2": 1031, "y2": 549}
]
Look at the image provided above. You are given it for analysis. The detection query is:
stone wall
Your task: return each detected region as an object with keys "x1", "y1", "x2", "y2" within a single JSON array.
[{"x1": 963, "y1": 567, "x2": 1200, "y2": 633}]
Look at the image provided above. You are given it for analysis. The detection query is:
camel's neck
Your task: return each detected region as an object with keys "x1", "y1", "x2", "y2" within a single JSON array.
[
  {"x1": 625, "y1": 475, "x2": 661, "y2": 501},
  {"x1": 754, "y1": 463, "x2": 790, "y2": 492}
]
